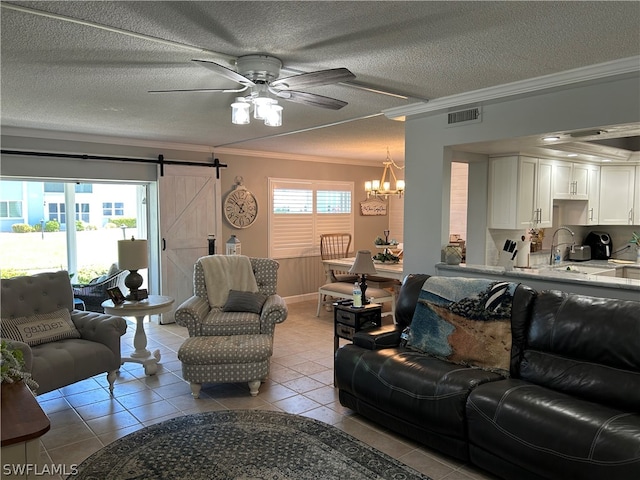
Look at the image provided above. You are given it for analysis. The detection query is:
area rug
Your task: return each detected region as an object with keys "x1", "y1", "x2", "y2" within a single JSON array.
[{"x1": 67, "y1": 410, "x2": 432, "y2": 479}]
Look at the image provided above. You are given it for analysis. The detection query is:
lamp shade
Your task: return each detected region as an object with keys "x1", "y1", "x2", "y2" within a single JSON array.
[
  {"x1": 118, "y1": 238, "x2": 148, "y2": 270},
  {"x1": 349, "y1": 250, "x2": 377, "y2": 275}
]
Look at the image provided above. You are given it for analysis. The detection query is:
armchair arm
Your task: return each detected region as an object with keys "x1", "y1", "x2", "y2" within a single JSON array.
[
  {"x1": 1, "y1": 338, "x2": 33, "y2": 373},
  {"x1": 71, "y1": 311, "x2": 127, "y2": 361},
  {"x1": 174, "y1": 295, "x2": 211, "y2": 336},
  {"x1": 352, "y1": 324, "x2": 403, "y2": 350},
  {"x1": 259, "y1": 294, "x2": 288, "y2": 335}
]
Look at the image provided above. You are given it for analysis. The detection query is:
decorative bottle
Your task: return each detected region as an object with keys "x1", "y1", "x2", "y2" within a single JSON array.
[{"x1": 353, "y1": 282, "x2": 362, "y2": 308}]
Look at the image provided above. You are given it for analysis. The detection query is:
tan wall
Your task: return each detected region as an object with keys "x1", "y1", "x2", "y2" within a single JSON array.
[
  {"x1": 217, "y1": 152, "x2": 391, "y2": 298},
  {"x1": 0, "y1": 134, "x2": 392, "y2": 299}
]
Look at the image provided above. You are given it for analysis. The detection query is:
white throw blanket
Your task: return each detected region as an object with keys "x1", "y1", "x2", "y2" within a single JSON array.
[{"x1": 199, "y1": 255, "x2": 258, "y2": 308}]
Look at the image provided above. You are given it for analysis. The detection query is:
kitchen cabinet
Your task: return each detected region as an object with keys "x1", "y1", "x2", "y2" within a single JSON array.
[
  {"x1": 599, "y1": 165, "x2": 635, "y2": 225},
  {"x1": 635, "y1": 165, "x2": 640, "y2": 225},
  {"x1": 586, "y1": 164, "x2": 600, "y2": 224},
  {"x1": 488, "y1": 155, "x2": 553, "y2": 229},
  {"x1": 552, "y1": 161, "x2": 589, "y2": 200}
]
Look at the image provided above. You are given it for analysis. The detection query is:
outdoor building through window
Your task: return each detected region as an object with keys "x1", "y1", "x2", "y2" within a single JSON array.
[
  {"x1": 0, "y1": 179, "x2": 144, "y2": 280},
  {"x1": 269, "y1": 178, "x2": 354, "y2": 259}
]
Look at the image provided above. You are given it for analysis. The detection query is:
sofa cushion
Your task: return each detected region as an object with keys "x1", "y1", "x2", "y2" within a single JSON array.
[
  {"x1": 1, "y1": 308, "x2": 81, "y2": 346},
  {"x1": 335, "y1": 344, "x2": 504, "y2": 459},
  {"x1": 407, "y1": 277, "x2": 517, "y2": 373},
  {"x1": 518, "y1": 290, "x2": 640, "y2": 411},
  {"x1": 467, "y1": 378, "x2": 640, "y2": 480},
  {"x1": 222, "y1": 290, "x2": 267, "y2": 314},
  {"x1": 394, "y1": 273, "x2": 430, "y2": 327}
]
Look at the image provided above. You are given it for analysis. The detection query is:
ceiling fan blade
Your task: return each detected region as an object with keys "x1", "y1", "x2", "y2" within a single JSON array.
[
  {"x1": 148, "y1": 86, "x2": 249, "y2": 94},
  {"x1": 271, "y1": 68, "x2": 355, "y2": 90},
  {"x1": 275, "y1": 90, "x2": 348, "y2": 110},
  {"x1": 192, "y1": 59, "x2": 255, "y2": 87}
]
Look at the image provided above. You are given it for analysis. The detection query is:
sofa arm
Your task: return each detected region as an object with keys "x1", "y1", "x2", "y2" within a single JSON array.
[
  {"x1": 1, "y1": 338, "x2": 33, "y2": 373},
  {"x1": 174, "y1": 295, "x2": 210, "y2": 336},
  {"x1": 352, "y1": 324, "x2": 403, "y2": 350},
  {"x1": 260, "y1": 294, "x2": 288, "y2": 335},
  {"x1": 71, "y1": 311, "x2": 127, "y2": 354}
]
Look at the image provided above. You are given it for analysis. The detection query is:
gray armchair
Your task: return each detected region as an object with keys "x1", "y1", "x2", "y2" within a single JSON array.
[
  {"x1": 1, "y1": 271, "x2": 127, "y2": 395},
  {"x1": 175, "y1": 257, "x2": 288, "y2": 337},
  {"x1": 175, "y1": 256, "x2": 288, "y2": 397}
]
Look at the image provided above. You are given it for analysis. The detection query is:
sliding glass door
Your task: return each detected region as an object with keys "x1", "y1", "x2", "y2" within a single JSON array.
[{"x1": 0, "y1": 179, "x2": 147, "y2": 284}]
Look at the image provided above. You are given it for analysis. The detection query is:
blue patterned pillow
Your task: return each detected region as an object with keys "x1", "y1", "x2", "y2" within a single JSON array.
[{"x1": 406, "y1": 277, "x2": 517, "y2": 373}]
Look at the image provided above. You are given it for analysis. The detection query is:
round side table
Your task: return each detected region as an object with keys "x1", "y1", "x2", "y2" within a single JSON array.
[{"x1": 102, "y1": 295, "x2": 174, "y2": 375}]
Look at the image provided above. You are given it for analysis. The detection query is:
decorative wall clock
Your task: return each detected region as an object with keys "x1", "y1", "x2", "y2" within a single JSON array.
[{"x1": 224, "y1": 177, "x2": 258, "y2": 228}]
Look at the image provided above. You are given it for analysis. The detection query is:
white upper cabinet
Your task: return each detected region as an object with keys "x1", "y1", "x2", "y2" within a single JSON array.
[
  {"x1": 635, "y1": 165, "x2": 640, "y2": 225},
  {"x1": 488, "y1": 155, "x2": 553, "y2": 229},
  {"x1": 586, "y1": 164, "x2": 600, "y2": 225},
  {"x1": 599, "y1": 165, "x2": 636, "y2": 225},
  {"x1": 553, "y1": 161, "x2": 589, "y2": 200}
]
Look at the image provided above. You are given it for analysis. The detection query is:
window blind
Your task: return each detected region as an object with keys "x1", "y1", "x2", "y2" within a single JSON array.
[{"x1": 269, "y1": 178, "x2": 354, "y2": 258}]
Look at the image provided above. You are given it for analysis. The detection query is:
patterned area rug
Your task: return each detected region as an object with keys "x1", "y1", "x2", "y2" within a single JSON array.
[{"x1": 68, "y1": 410, "x2": 432, "y2": 479}]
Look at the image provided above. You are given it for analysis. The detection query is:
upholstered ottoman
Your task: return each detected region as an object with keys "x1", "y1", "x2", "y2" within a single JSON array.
[{"x1": 178, "y1": 334, "x2": 273, "y2": 398}]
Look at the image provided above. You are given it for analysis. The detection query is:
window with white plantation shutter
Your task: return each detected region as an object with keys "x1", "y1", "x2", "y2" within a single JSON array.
[{"x1": 269, "y1": 178, "x2": 354, "y2": 258}]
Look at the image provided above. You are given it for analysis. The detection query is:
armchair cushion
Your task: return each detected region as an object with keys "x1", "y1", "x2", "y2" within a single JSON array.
[
  {"x1": 1, "y1": 308, "x2": 81, "y2": 346},
  {"x1": 223, "y1": 290, "x2": 267, "y2": 314}
]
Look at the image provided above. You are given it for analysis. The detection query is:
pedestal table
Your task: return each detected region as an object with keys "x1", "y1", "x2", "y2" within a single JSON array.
[{"x1": 102, "y1": 295, "x2": 174, "y2": 375}]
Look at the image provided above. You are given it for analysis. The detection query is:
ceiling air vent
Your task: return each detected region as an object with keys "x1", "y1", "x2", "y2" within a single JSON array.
[{"x1": 447, "y1": 107, "x2": 481, "y2": 126}]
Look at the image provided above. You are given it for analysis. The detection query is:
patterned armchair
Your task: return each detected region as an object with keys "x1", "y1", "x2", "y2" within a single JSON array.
[
  {"x1": 175, "y1": 256, "x2": 288, "y2": 397},
  {"x1": 174, "y1": 257, "x2": 288, "y2": 337}
]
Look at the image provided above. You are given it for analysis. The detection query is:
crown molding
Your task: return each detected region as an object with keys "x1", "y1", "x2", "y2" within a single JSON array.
[
  {"x1": 383, "y1": 56, "x2": 640, "y2": 120},
  {"x1": 0, "y1": 127, "x2": 373, "y2": 166}
]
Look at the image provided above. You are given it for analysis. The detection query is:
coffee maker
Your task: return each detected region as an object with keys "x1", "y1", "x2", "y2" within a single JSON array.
[{"x1": 584, "y1": 231, "x2": 612, "y2": 260}]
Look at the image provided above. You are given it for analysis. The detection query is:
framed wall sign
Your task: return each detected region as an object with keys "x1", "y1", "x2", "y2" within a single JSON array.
[{"x1": 359, "y1": 199, "x2": 388, "y2": 216}]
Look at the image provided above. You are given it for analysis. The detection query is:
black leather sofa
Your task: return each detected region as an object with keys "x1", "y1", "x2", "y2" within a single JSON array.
[{"x1": 334, "y1": 274, "x2": 640, "y2": 480}]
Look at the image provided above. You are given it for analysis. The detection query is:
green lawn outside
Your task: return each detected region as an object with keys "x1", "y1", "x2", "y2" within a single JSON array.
[{"x1": 0, "y1": 229, "x2": 127, "y2": 281}]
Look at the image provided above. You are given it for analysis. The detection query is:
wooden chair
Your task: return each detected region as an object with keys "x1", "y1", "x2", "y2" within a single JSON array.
[
  {"x1": 318, "y1": 234, "x2": 395, "y2": 319},
  {"x1": 320, "y1": 233, "x2": 358, "y2": 283}
]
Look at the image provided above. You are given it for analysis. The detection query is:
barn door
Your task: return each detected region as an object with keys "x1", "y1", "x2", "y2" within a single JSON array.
[{"x1": 159, "y1": 165, "x2": 221, "y2": 323}]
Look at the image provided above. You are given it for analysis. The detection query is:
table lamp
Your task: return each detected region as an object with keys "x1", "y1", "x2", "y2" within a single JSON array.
[
  {"x1": 349, "y1": 250, "x2": 378, "y2": 306},
  {"x1": 118, "y1": 237, "x2": 148, "y2": 300}
]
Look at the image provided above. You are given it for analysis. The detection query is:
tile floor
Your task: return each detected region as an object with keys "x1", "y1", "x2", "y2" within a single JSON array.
[{"x1": 33, "y1": 301, "x2": 498, "y2": 480}]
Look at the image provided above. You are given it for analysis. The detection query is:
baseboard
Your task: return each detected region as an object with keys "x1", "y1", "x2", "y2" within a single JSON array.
[{"x1": 283, "y1": 293, "x2": 317, "y2": 304}]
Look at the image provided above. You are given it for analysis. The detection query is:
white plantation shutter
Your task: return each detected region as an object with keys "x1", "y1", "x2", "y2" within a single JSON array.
[{"x1": 269, "y1": 178, "x2": 354, "y2": 258}]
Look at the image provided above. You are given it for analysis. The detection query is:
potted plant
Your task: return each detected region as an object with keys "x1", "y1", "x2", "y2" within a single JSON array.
[
  {"x1": 1, "y1": 340, "x2": 38, "y2": 391},
  {"x1": 631, "y1": 232, "x2": 640, "y2": 263}
]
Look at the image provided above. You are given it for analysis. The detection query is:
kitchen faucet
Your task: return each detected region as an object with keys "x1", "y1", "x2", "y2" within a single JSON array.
[{"x1": 549, "y1": 226, "x2": 575, "y2": 265}]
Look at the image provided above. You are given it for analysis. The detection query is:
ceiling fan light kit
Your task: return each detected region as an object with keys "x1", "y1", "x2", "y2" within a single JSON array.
[
  {"x1": 158, "y1": 54, "x2": 354, "y2": 127},
  {"x1": 231, "y1": 96, "x2": 283, "y2": 127}
]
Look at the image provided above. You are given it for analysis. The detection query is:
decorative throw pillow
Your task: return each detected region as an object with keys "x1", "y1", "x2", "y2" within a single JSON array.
[
  {"x1": 222, "y1": 290, "x2": 267, "y2": 314},
  {"x1": 1, "y1": 308, "x2": 81, "y2": 346},
  {"x1": 406, "y1": 277, "x2": 517, "y2": 374}
]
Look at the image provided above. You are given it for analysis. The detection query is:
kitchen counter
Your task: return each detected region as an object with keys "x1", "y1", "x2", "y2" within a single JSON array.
[{"x1": 436, "y1": 260, "x2": 640, "y2": 301}]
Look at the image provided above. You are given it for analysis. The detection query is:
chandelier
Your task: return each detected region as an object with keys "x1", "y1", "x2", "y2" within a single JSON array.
[
  {"x1": 231, "y1": 84, "x2": 283, "y2": 127},
  {"x1": 365, "y1": 148, "x2": 405, "y2": 198}
]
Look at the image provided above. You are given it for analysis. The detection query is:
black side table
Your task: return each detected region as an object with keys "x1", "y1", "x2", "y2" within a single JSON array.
[{"x1": 333, "y1": 303, "x2": 382, "y2": 353}]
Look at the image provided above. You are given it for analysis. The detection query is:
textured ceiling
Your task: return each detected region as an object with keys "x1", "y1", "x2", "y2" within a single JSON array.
[{"x1": 1, "y1": 1, "x2": 639, "y2": 163}]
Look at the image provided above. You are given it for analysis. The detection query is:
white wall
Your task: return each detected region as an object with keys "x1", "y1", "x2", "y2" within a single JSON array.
[{"x1": 403, "y1": 73, "x2": 640, "y2": 274}]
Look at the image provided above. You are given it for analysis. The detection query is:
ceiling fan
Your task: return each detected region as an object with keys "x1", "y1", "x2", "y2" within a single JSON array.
[{"x1": 149, "y1": 54, "x2": 355, "y2": 111}]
